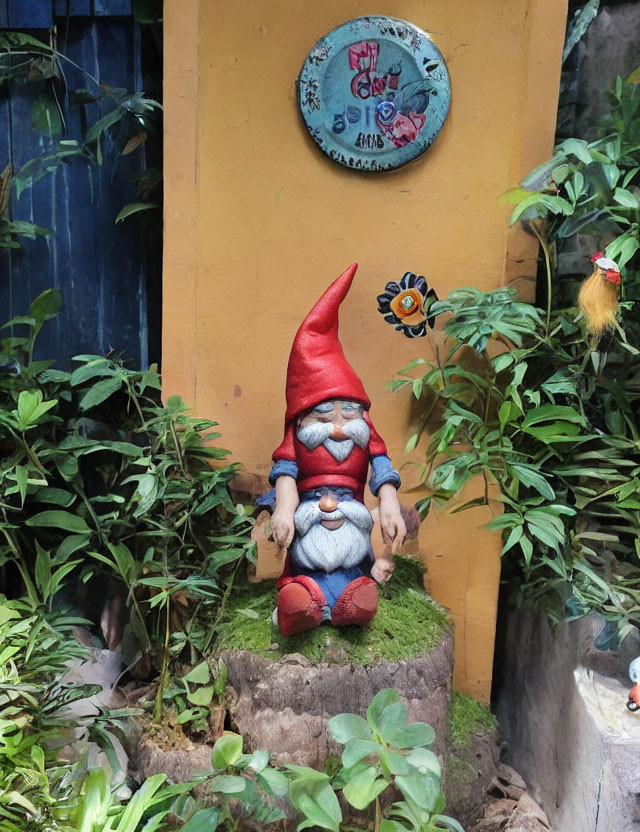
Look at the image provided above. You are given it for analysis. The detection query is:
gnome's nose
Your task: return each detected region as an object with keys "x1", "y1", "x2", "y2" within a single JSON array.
[
  {"x1": 319, "y1": 493, "x2": 340, "y2": 513},
  {"x1": 330, "y1": 425, "x2": 348, "y2": 440}
]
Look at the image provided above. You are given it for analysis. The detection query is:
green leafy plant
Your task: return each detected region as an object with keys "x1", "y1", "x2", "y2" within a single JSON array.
[
  {"x1": 388, "y1": 69, "x2": 640, "y2": 643},
  {"x1": 391, "y1": 283, "x2": 640, "y2": 641},
  {"x1": 286, "y1": 689, "x2": 462, "y2": 832},
  {"x1": 501, "y1": 67, "x2": 640, "y2": 319},
  {"x1": 0, "y1": 32, "x2": 162, "y2": 248},
  {"x1": 0, "y1": 290, "x2": 255, "y2": 724}
]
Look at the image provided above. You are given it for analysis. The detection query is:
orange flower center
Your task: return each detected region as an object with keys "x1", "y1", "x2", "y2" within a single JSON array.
[{"x1": 390, "y1": 288, "x2": 423, "y2": 319}]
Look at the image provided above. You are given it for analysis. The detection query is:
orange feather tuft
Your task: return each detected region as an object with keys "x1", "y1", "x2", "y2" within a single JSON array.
[{"x1": 577, "y1": 265, "x2": 620, "y2": 335}]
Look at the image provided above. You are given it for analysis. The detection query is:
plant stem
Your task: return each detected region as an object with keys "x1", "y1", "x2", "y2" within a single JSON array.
[
  {"x1": 375, "y1": 796, "x2": 381, "y2": 832},
  {"x1": 530, "y1": 222, "x2": 553, "y2": 329},
  {"x1": 154, "y1": 596, "x2": 171, "y2": 723},
  {"x1": 202, "y1": 555, "x2": 244, "y2": 655}
]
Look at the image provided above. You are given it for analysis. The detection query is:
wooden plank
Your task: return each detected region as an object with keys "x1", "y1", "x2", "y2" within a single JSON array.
[
  {"x1": 53, "y1": 0, "x2": 92, "y2": 16},
  {"x1": 7, "y1": 0, "x2": 53, "y2": 28},
  {"x1": 93, "y1": 0, "x2": 132, "y2": 16},
  {"x1": 0, "y1": 16, "x2": 148, "y2": 370},
  {"x1": 0, "y1": 1, "x2": 10, "y2": 28}
]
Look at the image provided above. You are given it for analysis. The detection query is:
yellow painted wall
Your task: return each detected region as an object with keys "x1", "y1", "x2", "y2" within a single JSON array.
[{"x1": 163, "y1": 0, "x2": 567, "y2": 703}]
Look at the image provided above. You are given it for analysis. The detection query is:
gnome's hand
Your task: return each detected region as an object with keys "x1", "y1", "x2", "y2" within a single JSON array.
[
  {"x1": 272, "y1": 509, "x2": 295, "y2": 549},
  {"x1": 272, "y1": 475, "x2": 299, "y2": 549},
  {"x1": 371, "y1": 557, "x2": 395, "y2": 584},
  {"x1": 378, "y1": 483, "x2": 407, "y2": 548}
]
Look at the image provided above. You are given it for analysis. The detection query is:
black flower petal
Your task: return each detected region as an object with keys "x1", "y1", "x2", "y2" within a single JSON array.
[{"x1": 377, "y1": 271, "x2": 439, "y2": 338}]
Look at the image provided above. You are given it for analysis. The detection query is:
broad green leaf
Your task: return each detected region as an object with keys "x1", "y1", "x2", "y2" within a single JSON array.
[
  {"x1": 78, "y1": 377, "x2": 123, "y2": 411},
  {"x1": 34, "y1": 543, "x2": 51, "y2": 599},
  {"x1": 16, "y1": 389, "x2": 57, "y2": 430},
  {"x1": 389, "y1": 722, "x2": 436, "y2": 749},
  {"x1": 257, "y1": 767, "x2": 289, "y2": 797},
  {"x1": 70, "y1": 361, "x2": 116, "y2": 386},
  {"x1": 85, "y1": 108, "x2": 123, "y2": 146},
  {"x1": 209, "y1": 775, "x2": 247, "y2": 794},
  {"x1": 405, "y1": 746, "x2": 441, "y2": 777},
  {"x1": 328, "y1": 713, "x2": 372, "y2": 744},
  {"x1": 15, "y1": 464, "x2": 27, "y2": 506},
  {"x1": 180, "y1": 809, "x2": 219, "y2": 832},
  {"x1": 342, "y1": 766, "x2": 388, "y2": 810},
  {"x1": 114, "y1": 773, "x2": 166, "y2": 831},
  {"x1": 380, "y1": 749, "x2": 411, "y2": 775},
  {"x1": 30, "y1": 288, "x2": 63, "y2": 323},
  {"x1": 115, "y1": 201, "x2": 158, "y2": 224},
  {"x1": 25, "y1": 510, "x2": 91, "y2": 534},
  {"x1": 378, "y1": 701, "x2": 409, "y2": 742},
  {"x1": 33, "y1": 487, "x2": 76, "y2": 507},
  {"x1": 521, "y1": 404, "x2": 584, "y2": 428},
  {"x1": 75, "y1": 767, "x2": 111, "y2": 830},
  {"x1": 395, "y1": 769, "x2": 440, "y2": 811},
  {"x1": 57, "y1": 534, "x2": 90, "y2": 561},
  {"x1": 612, "y1": 187, "x2": 639, "y2": 209},
  {"x1": 341, "y1": 738, "x2": 382, "y2": 769},
  {"x1": 187, "y1": 685, "x2": 214, "y2": 706},
  {"x1": 289, "y1": 775, "x2": 342, "y2": 832},
  {"x1": 31, "y1": 92, "x2": 62, "y2": 136},
  {"x1": 107, "y1": 542, "x2": 136, "y2": 583},
  {"x1": 183, "y1": 661, "x2": 210, "y2": 684},
  {"x1": 563, "y1": 0, "x2": 599, "y2": 62},
  {"x1": 244, "y1": 749, "x2": 269, "y2": 772},
  {"x1": 366, "y1": 688, "x2": 399, "y2": 732},
  {"x1": 511, "y1": 464, "x2": 555, "y2": 500},
  {"x1": 211, "y1": 733, "x2": 243, "y2": 769}
]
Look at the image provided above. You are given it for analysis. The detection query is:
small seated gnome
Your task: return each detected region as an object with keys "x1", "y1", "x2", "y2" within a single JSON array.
[
  {"x1": 259, "y1": 264, "x2": 406, "y2": 636},
  {"x1": 577, "y1": 251, "x2": 621, "y2": 336}
]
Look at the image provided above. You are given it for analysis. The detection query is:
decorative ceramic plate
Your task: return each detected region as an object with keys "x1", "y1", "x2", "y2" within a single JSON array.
[{"x1": 298, "y1": 16, "x2": 451, "y2": 172}]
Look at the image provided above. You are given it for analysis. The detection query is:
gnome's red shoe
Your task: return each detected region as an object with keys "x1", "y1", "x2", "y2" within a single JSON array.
[
  {"x1": 277, "y1": 576, "x2": 326, "y2": 636},
  {"x1": 331, "y1": 576, "x2": 378, "y2": 627}
]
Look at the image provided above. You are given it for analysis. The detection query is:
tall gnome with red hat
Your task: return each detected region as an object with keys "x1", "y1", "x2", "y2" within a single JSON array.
[{"x1": 258, "y1": 264, "x2": 407, "y2": 637}]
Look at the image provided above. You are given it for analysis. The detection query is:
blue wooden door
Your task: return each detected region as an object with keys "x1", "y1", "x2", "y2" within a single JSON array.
[{"x1": 0, "y1": 0, "x2": 156, "y2": 370}]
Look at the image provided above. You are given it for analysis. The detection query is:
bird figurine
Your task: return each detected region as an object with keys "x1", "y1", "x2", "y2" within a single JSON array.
[
  {"x1": 627, "y1": 656, "x2": 640, "y2": 713},
  {"x1": 577, "y1": 251, "x2": 621, "y2": 337}
]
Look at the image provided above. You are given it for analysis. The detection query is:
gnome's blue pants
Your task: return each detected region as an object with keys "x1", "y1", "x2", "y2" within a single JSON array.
[{"x1": 290, "y1": 556, "x2": 373, "y2": 608}]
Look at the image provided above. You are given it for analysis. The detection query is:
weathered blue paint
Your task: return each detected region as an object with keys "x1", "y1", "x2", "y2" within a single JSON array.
[
  {"x1": 5, "y1": 0, "x2": 53, "y2": 28},
  {"x1": 94, "y1": 0, "x2": 132, "y2": 17},
  {"x1": 0, "y1": 1, "x2": 134, "y2": 24},
  {"x1": 0, "y1": 15, "x2": 151, "y2": 370},
  {"x1": 53, "y1": 0, "x2": 93, "y2": 16}
]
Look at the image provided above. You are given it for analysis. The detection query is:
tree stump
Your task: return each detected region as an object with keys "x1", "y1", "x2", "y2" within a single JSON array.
[{"x1": 217, "y1": 558, "x2": 454, "y2": 767}]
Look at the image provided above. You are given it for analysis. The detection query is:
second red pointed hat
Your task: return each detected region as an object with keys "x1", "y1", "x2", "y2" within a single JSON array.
[{"x1": 284, "y1": 263, "x2": 371, "y2": 422}]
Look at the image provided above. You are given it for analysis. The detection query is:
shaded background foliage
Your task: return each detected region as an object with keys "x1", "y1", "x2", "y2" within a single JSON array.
[{"x1": 0, "y1": 0, "x2": 162, "y2": 368}]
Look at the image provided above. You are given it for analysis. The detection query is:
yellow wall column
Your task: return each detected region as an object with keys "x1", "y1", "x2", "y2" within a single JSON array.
[{"x1": 163, "y1": 0, "x2": 567, "y2": 703}]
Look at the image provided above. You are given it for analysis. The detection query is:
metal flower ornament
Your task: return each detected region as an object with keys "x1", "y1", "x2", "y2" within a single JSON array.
[{"x1": 376, "y1": 272, "x2": 438, "y2": 338}]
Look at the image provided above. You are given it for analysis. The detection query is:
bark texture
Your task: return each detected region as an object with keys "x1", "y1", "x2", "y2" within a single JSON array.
[{"x1": 223, "y1": 627, "x2": 454, "y2": 767}]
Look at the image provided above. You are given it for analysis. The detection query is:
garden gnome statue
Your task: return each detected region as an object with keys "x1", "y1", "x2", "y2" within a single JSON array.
[{"x1": 259, "y1": 264, "x2": 406, "y2": 636}]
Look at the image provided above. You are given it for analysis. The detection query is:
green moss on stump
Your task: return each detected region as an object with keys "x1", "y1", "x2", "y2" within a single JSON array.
[
  {"x1": 215, "y1": 557, "x2": 449, "y2": 666},
  {"x1": 448, "y1": 690, "x2": 497, "y2": 750}
]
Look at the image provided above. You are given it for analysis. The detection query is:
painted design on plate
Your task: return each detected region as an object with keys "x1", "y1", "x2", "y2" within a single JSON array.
[{"x1": 298, "y1": 16, "x2": 451, "y2": 172}]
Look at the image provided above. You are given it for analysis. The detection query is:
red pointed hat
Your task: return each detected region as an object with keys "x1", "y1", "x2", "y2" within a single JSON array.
[{"x1": 284, "y1": 263, "x2": 371, "y2": 422}]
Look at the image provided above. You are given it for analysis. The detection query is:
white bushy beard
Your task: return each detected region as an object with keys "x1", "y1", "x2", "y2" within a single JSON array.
[
  {"x1": 296, "y1": 418, "x2": 370, "y2": 463},
  {"x1": 290, "y1": 499, "x2": 373, "y2": 573}
]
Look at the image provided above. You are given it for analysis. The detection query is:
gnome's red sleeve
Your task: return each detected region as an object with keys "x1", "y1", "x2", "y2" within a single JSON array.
[
  {"x1": 272, "y1": 421, "x2": 296, "y2": 462},
  {"x1": 363, "y1": 411, "x2": 387, "y2": 457}
]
